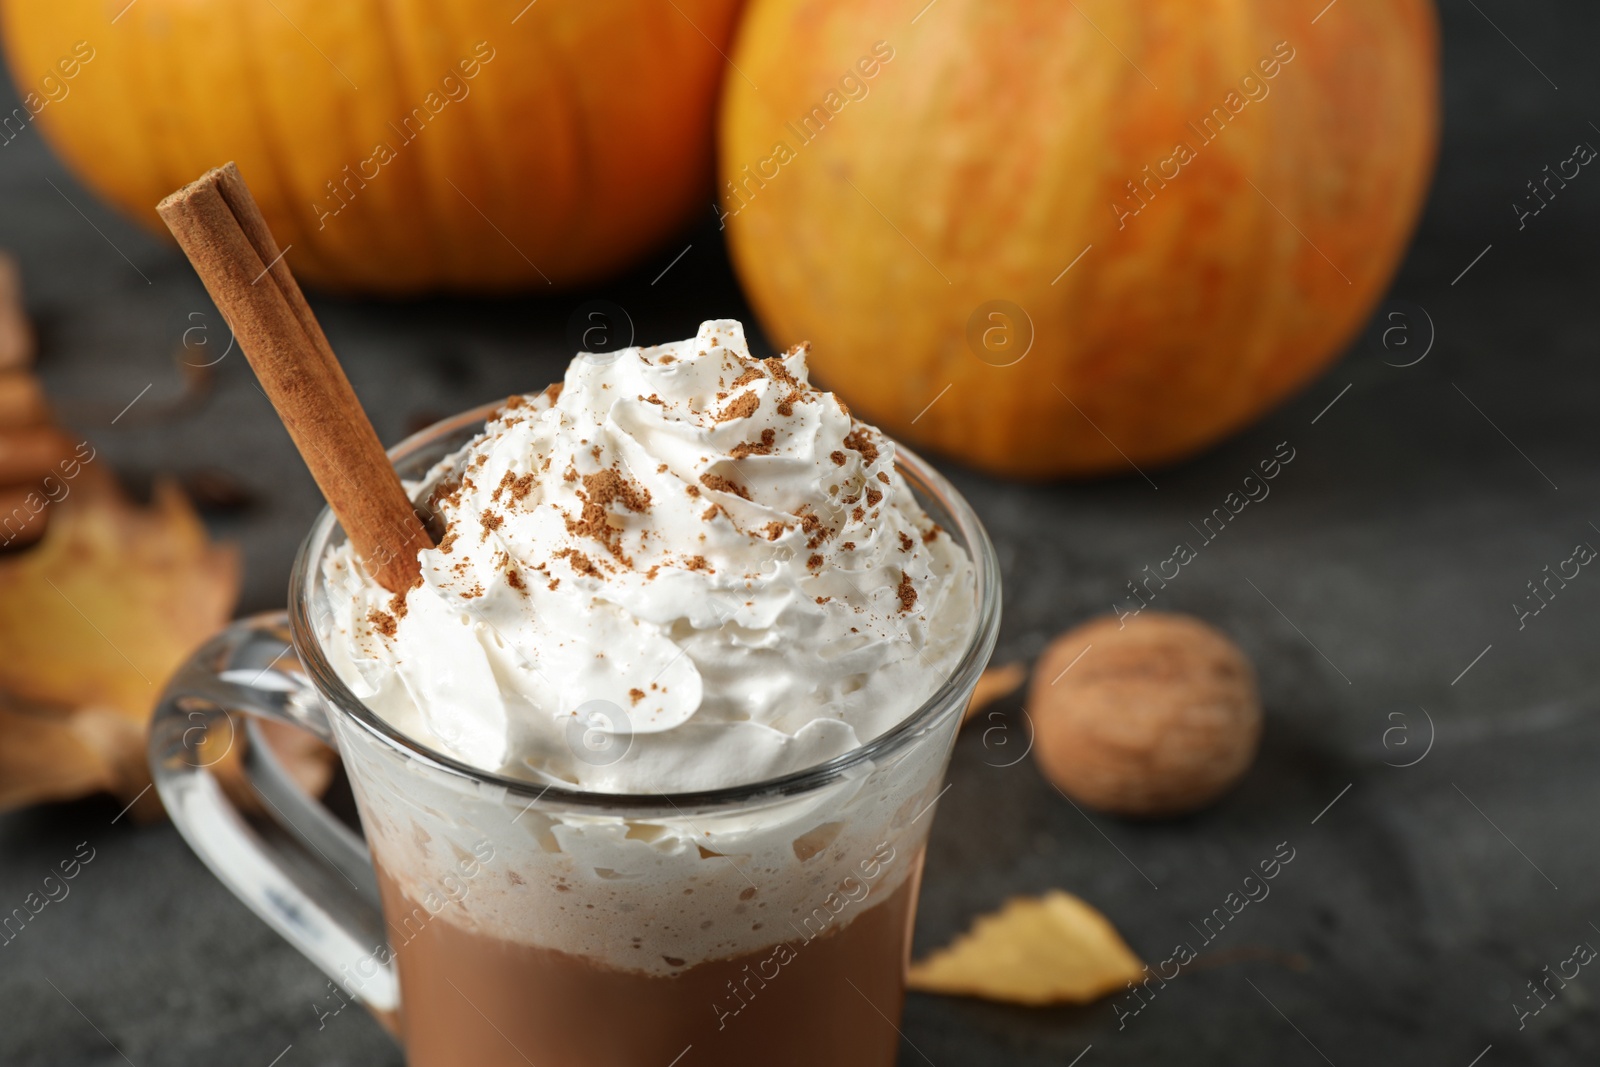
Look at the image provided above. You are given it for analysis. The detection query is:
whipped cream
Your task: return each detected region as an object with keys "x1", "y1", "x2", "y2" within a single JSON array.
[{"x1": 320, "y1": 321, "x2": 975, "y2": 793}]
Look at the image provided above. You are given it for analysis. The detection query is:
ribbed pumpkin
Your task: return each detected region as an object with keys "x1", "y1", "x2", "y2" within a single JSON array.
[
  {"x1": 1, "y1": 0, "x2": 743, "y2": 293},
  {"x1": 720, "y1": 0, "x2": 1438, "y2": 478}
]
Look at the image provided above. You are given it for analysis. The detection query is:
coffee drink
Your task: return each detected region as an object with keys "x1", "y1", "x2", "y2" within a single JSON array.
[
  {"x1": 375, "y1": 853, "x2": 923, "y2": 1066},
  {"x1": 317, "y1": 320, "x2": 980, "y2": 1064}
]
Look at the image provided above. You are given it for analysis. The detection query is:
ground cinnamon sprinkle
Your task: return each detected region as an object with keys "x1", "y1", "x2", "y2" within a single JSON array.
[
  {"x1": 491, "y1": 470, "x2": 516, "y2": 503},
  {"x1": 866, "y1": 487, "x2": 882, "y2": 506},
  {"x1": 730, "y1": 365, "x2": 764, "y2": 389},
  {"x1": 702, "y1": 504, "x2": 723, "y2": 522},
  {"x1": 388, "y1": 592, "x2": 409, "y2": 620},
  {"x1": 568, "y1": 468, "x2": 652, "y2": 562},
  {"x1": 629, "y1": 688, "x2": 645, "y2": 705},
  {"x1": 717, "y1": 391, "x2": 759, "y2": 422},
  {"x1": 876, "y1": 471, "x2": 890, "y2": 484},
  {"x1": 841, "y1": 541, "x2": 855, "y2": 551},
  {"x1": 896, "y1": 571, "x2": 917, "y2": 612},
  {"x1": 506, "y1": 568, "x2": 525, "y2": 591},
  {"x1": 767, "y1": 354, "x2": 801, "y2": 386},
  {"x1": 731, "y1": 428, "x2": 776, "y2": 458},
  {"x1": 762, "y1": 521, "x2": 787, "y2": 541},
  {"x1": 586, "y1": 469, "x2": 653, "y2": 514},
  {"x1": 509, "y1": 472, "x2": 536, "y2": 504},
  {"x1": 555, "y1": 548, "x2": 602, "y2": 578},
  {"x1": 807, "y1": 553, "x2": 823, "y2": 570},
  {"x1": 437, "y1": 530, "x2": 458, "y2": 554},
  {"x1": 699, "y1": 472, "x2": 751, "y2": 500},
  {"x1": 843, "y1": 427, "x2": 879, "y2": 465},
  {"x1": 899, "y1": 531, "x2": 915, "y2": 552},
  {"x1": 775, "y1": 388, "x2": 803, "y2": 417},
  {"x1": 368, "y1": 609, "x2": 397, "y2": 637},
  {"x1": 815, "y1": 595, "x2": 831, "y2": 604},
  {"x1": 548, "y1": 577, "x2": 560, "y2": 591},
  {"x1": 765, "y1": 357, "x2": 807, "y2": 417},
  {"x1": 830, "y1": 450, "x2": 846, "y2": 466},
  {"x1": 683, "y1": 555, "x2": 711, "y2": 572},
  {"x1": 429, "y1": 475, "x2": 463, "y2": 512},
  {"x1": 543, "y1": 382, "x2": 564, "y2": 405},
  {"x1": 922, "y1": 523, "x2": 944, "y2": 544},
  {"x1": 797, "y1": 506, "x2": 833, "y2": 550},
  {"x1": 639, "y1": 393, "x2": 665, "y2": 405},
  {"x1": 851, "y1": 507, "x2": 865, "y2": 522},
  {"x1": 480, "y1": 510, "x2": 503, "y2": 534}
]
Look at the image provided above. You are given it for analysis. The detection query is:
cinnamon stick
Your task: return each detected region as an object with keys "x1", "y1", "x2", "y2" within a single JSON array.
[
  {"x1": 0, "y1": 252, "x2": 34, "y2": 370},
  {"x1": 0, "y1": 372, "x2": 48, "y2": 427},
  {"x1": 156, "y1": 163, "x2": 430, "y2": 592},
  {"x1": 0, "y1": 485, "x2": 46, "y2": 550},
  {"x1": 0, "y1": 425, "x2": 73, "y2": 484}
]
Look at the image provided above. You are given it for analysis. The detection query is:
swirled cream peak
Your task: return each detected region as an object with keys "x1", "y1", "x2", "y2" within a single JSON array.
[{"x1": 321, "y1": 320, "x2": 975, "y2": 792}]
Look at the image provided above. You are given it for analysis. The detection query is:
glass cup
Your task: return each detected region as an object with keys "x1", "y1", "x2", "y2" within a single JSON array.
[{"x1": 150, "y1": 401, "x2": 1000, "y2": 1066}]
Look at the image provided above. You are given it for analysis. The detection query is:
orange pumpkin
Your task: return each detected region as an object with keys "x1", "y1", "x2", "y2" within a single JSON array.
[
  {"x1": 2, "y1": 0, "x2": 743, "y2": 293},
  {"x1": 720, "y1": 0, "x2": 1438, "y2": 478}
]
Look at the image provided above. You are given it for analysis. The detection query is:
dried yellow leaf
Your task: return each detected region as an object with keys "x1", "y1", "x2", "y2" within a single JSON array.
[
  {"x1": 0, "y1": 471, "x2": 239, "y2": 811},
  {"x1": 962, "y1": 661, "x2": 1026, "y2": 722},
  {"x1": 0, "y1": 704, "x2": 126, "y2": 810},
  {"x1": 908, "y1": 890, "x2": 1144, "y2": 1005},
  {"x1": 0, "y1": 472, "x2": 237, "y2": 719}
]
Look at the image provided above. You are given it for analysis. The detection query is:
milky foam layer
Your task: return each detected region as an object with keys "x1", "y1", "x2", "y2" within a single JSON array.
[
  {"x1": 320, "y1": 320, "x2": 975, "y2": 793},
  {"x1": 338, "y1": 709, "x2": 947, "y2": 975}
]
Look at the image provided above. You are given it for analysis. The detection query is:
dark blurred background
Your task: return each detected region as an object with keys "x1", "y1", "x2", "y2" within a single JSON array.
[{"x1": 3, "y1": 1, "x2": 1599, "y2": 1064}]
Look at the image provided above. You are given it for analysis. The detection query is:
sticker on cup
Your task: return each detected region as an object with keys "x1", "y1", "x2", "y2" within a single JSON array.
[
  {"x1": 567, "y1": 301, "x2": 635, "y2": 365},
  {"x1": 176, "y1": 699, "x2": 237, "y2": 768},
  {"x1": 565, "y1": 698, "x2": 634, "y2": 767},
  {"x1": 965, "y1": 300, "x2": 1034, "y2": 368}
]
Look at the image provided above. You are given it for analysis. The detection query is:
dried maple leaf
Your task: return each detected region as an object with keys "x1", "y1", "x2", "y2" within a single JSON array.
[
  {"x1": 0, "y1": 470, "x2": 239, "y2": 814},
  {"x1": 908, "y1": 890, "x2": 1144, "y2": 1005},
  {"x1": 963, "y1": 661, "x2": 1027, "y2": 722},
  {"x1": 0, "y1": 704, "x2": 140, "y2": 810}
]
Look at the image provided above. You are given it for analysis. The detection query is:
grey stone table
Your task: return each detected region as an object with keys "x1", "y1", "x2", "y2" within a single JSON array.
[{"x1": 3, "y1": 3, "x2": 1598, "y2": 1064}]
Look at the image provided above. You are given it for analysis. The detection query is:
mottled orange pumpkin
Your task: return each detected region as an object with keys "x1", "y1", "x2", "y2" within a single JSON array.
[
  {"x1": 720, "y1": 0, "x2": 1438, "y2": 477},
  {"x1": 2, "y1": 0, "x2": 743, "y2": 293}
]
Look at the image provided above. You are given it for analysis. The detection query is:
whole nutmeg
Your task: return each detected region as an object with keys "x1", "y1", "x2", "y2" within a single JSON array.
[{"x1": 1030, "y1": 612, "x2": 1261, "y2": 817}]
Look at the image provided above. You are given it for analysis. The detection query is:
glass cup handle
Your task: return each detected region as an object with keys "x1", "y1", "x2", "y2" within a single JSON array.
[{"x1": 149, "y1": 611, "x2": 401, "y2": 1030}]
